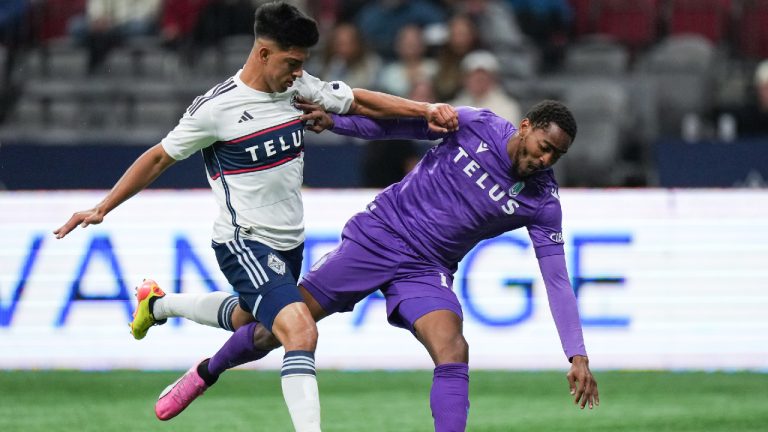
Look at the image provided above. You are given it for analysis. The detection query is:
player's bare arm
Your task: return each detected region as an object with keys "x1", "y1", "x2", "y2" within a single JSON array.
[
  {"x1": 567, "y1": 355, "x2": 599, "y2": 409},
  {"x1": 53, "y1": 144, "x2": 176, "y2": 239},
  {"x1": 348, "y1": 88, "x2": 458, "y2": 133}
]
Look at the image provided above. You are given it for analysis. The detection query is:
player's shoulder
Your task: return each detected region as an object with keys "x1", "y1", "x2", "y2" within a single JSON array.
[
  {"x1": 294, "y1": 72, "x2": 347, "y2": 94},
  {"x1": 186, "y1": 75, "x2": 242, "y2": 117},
  {"x1": 456, "y1": 106, "x2": 510, "y2": 125},
  {"x1": 528, "y1": 169, "x2": 561, "y2": 200}
]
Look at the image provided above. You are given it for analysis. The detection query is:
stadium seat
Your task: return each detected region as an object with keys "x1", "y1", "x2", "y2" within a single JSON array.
[
  {"x1": 45, "y1": 42, "x2": 89, "y2": 78},
  {"x1": 8, "y1": 99, "x2": 45, "y2": 129},
  {"x1": 132, "y1": 100, "x2": 184, "y2": 130},
  {"x1": 563, "y1": 36, "x2": 630, "y2": 76},
  {"x1": 667, "y1": 0, "x2": 732, "y2": 44},
  {"x1": 561, "y1": 81, "x2": 629, "y2": 186},
  {"x1": 48, "y1": 100, "x2": 82, "y2": 129},
  {"x1": 738, "y1": 0, "x2": 768, "y2": 59},
  {"x1": 568, "y1": 0, "x2": 596, "y2": 37},
  {"x1": 102, "y1": 48, "x2": 139, "y2": 77},
  {"x1": 635, "y1": 35, "x2": 717, "y2": 137},
  {"x1": 593, "y1": 0, "x2": 660, "y2": 50}
]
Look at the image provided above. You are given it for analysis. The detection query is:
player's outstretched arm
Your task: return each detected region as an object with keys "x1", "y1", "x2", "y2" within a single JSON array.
[
  {"x1": 299, "y1": 101, "x2": 441, "y2": 141},
  {"x1": 53, "y1": 144, "x2": 176, "y2": 239},
  {"x1": 348, "y1": 88, "x2": 458, "y2": 133},
  {"x1": 567, "y1": 355, "x2": 599, "y2": 409}
]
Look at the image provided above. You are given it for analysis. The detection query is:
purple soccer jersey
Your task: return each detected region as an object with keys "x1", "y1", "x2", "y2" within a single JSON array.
[
  {"x1": 333, "y1": 107, "x2": 564, "y2": 270},
  {"x1": 310, "y1": 107, "x2": 587, "y2": 359}
]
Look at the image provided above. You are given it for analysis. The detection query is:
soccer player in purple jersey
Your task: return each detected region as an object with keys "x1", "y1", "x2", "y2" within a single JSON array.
[{"x1": 136, "y1": 99, "x2": 599, "y2": 431}]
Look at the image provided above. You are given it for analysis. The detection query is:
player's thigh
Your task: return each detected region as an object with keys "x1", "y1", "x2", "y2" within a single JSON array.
[
  {"x1": 300, "y1": 237, "x2": 400, "y2": 315},
  {"x1": 213, "y1": 238, "x2": 304, "y2": 333}
]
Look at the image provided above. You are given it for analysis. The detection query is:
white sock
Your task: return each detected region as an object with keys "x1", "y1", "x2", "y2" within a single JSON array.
[
  {"x1": 152, "y1": 292, "x2": 235, "y2": 329},
  {"x1": 281, "y1": 351, "x2": 321, "y2": 432}
]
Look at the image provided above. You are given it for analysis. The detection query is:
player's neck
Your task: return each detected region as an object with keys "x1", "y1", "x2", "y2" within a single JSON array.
[
  {"x1": 506, "y1": 133, "x2": 520, "y2": 164},
  {"x1": 239, "y1": 51, "x2": 272, "y2": 93}
]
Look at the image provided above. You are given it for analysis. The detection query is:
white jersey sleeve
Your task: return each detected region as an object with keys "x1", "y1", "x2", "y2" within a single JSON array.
[
  {"x1": 295, "y1": 72, "x2": 354, "y2": 114},
  {"x1": 161, "y1": 100, "x2": 218, "y2": 161}
]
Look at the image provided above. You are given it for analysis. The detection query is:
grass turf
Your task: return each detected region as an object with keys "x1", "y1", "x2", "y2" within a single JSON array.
[{"x1": 0, "y1": 370, "x2": 766, "y2": 431}]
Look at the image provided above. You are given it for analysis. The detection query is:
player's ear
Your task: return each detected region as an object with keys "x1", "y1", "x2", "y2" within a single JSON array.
[
  {"x1": 518, "y1": 118, "x2": 530, "y2": 133},
  {"x1": 258, "y1": 46, "x2": 271, "y2": 64}
]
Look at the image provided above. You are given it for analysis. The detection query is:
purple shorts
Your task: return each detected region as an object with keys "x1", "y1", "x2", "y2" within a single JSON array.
[{"x1": 300, "y1": 212, "x2": 463, "y2": 333}]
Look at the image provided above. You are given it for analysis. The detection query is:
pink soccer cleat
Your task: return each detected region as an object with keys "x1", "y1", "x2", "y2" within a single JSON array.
[{"x1": 155, "y1": 361, "x2": 209, "y2": 420}]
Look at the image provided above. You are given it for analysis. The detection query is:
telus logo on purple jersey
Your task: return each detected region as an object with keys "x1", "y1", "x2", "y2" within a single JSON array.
[{"x1": 453, "y1": 147, "x2": 520, "y2": 215}]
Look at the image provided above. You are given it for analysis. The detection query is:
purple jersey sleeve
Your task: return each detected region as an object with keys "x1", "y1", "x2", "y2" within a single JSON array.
[
  {"x1": 538, "y1": 254, "x2": 587, "y2": 360},
  {"x1": 527, "y1": 192, "x2": 565, "y2": 258},
  {"x1": 329, "y1": 114, "x2": 447, "y2": 141}
]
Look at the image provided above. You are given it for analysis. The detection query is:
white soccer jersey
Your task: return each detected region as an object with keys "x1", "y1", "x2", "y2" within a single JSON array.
[{"x1": 161, "y1": 70, "x2": 354, "y2": 249}]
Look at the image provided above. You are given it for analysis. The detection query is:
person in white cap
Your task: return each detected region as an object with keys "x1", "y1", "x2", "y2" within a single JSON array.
[{"x1": 449, "y1": 50, "x2": 522, "y2": 124}]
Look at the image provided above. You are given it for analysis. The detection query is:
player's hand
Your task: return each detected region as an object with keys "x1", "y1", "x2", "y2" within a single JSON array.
[
  {"x1": 566, "y1": 355, "x2": 599, "y2": 409},
  {"x1": 296, "y1": 99, "x2": 335, "y2": 133},
  {"x1": 425, "y1": 103, "x2": 459, "y2": 133},
  {"x1": 53, "y1": 208, "x2": 105, "y2": 239}
]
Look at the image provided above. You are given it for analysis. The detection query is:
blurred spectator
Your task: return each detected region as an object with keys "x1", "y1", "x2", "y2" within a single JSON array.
[
  {"x1": 434, "y1": 14, "x2": 480, "y2": 101},
  {"x1": 456, "y1": 0, "x2": 533, "y2": 79},
  {"x1": 192, "y1": 0, "x2": 256, "y2": 48},
  {"x1": 457, "y1": 0, "x2": 523, "y2": 51},
  {"x1": 725, "y1": 60, "x2": 768, "y2": 138},
  {"x1": 69, "y1": 0, "x2": 162, "y2": 72},
  {"x1": 355, "y1": 0, "x2": 447, "y2": 59},
  {"x1": 504, "y1": 0, "x2": 572, "y2": 70},
  {"x1": 159, "y1": 0, "x2": 210, "y2": 51},
  {"x1": 378, "y1": 24, "x2": 437, "y2": 97},
  {"x1": 316, "y1": 22, "x2": 381, "y2": 90},
  {"x1": 449, "y1": 50, "x2": 521, "y2": 123}
]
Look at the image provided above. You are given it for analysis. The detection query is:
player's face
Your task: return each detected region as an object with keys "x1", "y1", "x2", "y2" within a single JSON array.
[
  {"x1": 513, "y1": 118, "x2": 571, "y2": 178},
  {"x1": 263, "y1": 44, "x2": 309, "y2": 93}
]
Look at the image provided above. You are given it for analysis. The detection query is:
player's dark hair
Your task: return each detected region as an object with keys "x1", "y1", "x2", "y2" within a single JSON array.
[
  {"x1": 525, "y1": 100, "x2": 578, "y2": 142},
  {"x1": 254, "y1": 1, "x2": 319, "y2": 49}
]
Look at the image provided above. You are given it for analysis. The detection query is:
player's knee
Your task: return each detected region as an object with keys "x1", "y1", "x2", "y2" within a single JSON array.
[
  {"x1": 435, "y1": 334, "x2": 469, "y2": 364},
  {"x1": 272, "y1": 303, "x2": 318, "y2": 351}
]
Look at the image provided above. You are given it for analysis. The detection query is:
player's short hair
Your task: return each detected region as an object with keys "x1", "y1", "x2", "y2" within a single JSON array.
[
  {"x1": 525, "y1": 100, "x2": 578, "y2": 142},
  {"x1": 254, "y1": 1, "x2": 319, "y2": 49}
]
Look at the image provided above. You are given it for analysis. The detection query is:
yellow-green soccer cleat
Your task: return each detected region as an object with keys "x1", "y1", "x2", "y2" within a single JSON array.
[{"x1": 130, "y1": 279, "x2": 166, "y2": 340}]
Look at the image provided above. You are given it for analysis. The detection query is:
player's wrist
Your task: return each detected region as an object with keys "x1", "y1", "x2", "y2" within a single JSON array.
[{"x1": 569, "y1": 355, "x2": 588, "y2": 364}]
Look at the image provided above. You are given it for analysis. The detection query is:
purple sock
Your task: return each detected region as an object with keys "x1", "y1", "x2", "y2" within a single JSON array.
[
  {"x1": 206, "y1": 322, "x2": 271, "y2": 378},
  {"x1": 431, "y1": 363, "x2": 470, "y2": 432}
]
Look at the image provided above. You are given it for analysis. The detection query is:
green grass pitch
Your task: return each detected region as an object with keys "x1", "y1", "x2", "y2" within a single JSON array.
[{"x1": 1, "y1": 370, "x2": 766, "y2": 431}]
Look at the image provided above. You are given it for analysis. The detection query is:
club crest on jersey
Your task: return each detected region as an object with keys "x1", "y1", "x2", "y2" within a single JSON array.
[
  {"x1": 290, "y1": 93, "x2": 301, "y2": 111},
  {"x1": 508, "y1": 181, "x2": 525, "y2": 197},
  {"x1": 267, "y1": 253, "x2": 286, "y2": 275}
]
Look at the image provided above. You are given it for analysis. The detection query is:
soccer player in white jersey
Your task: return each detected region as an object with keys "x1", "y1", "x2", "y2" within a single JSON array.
[{"x1": 53, "y1": 2, "x2": 457, "y2": 431}]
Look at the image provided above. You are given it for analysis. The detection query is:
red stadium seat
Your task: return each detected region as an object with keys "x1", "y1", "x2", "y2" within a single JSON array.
[
  {"x1": 569, "y1": 0, "x2": 595, "y2": 37},
  {"x1": 738, "y1": 0, "x2": 768, "y2": 58},
  {"x1": 667, "y1": 0, "x2": 732, "y2": 44},
  {"x1": 31, "y1": 0, "x2": 86, "y2": 41},
  {"x1": 593, "y1": 0, "x2": 660, "y2": 49}
]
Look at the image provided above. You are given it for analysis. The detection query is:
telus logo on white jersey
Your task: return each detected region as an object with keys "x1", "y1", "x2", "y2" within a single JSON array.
[
  {"x1": 453, "y1": 147, "x2": 520, "y2": 215},
  {"x1": 244, "y1": 129, "x2": 304, "y2": 161}
]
